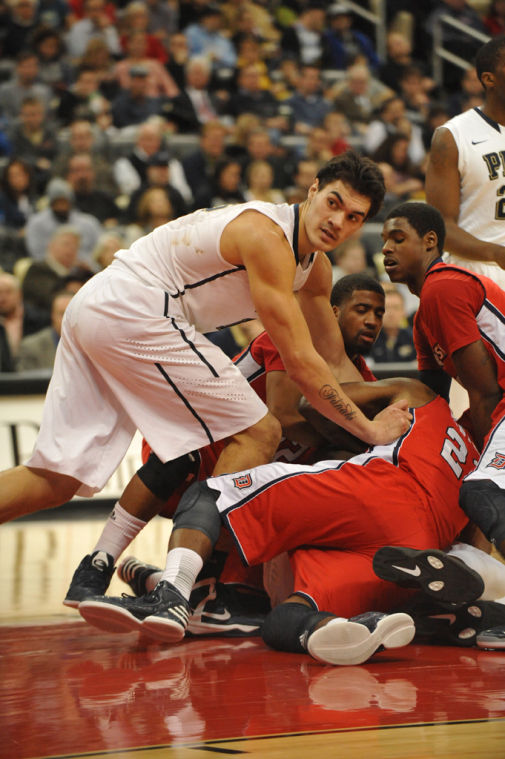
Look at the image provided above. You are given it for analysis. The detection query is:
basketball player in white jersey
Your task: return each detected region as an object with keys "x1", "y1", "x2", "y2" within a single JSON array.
[
  {"x1": 0, "y1": 151, "x2": 411, "y2": 530},
  {"x1": 426, "y1": 36, "x2": 505, "y2": 288}
]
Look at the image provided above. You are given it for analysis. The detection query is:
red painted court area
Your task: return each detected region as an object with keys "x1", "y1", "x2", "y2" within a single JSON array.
[{"x1": 2, "y1": 620, "x2": 505, "y2": 759}]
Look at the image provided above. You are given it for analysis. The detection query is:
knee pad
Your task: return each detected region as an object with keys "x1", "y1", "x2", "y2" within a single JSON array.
[
  {"x1": 173, "y1": 480, "x2": 222, "y2": 546},
  {"x1": 460, "y1": 479, "x2": 505, "y2": 545},
  {"x1": 262, "y1": 600, "x2": 334, "y2": 653},
  {"x1": 136, "y1": 451, "x2": 198, "y2": 501}
]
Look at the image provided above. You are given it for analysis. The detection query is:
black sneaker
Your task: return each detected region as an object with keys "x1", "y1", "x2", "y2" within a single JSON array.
[
  {"x1": 118, "y1": 556, "x2": 161, "y2": 596},
  {"x1": 397, "y1": 594, "x2": 505, "y2": 647},
  {"x1": 63, "y1": 551, "x2": 116, "y2": 608},
  {"x1": 79, "y1": 580, "x2": 192, "y2": 641},
  {"x1": 306, "y1": 611, "x2": 415, "y2": 666},
  {"x1": 373, "y1": 546, "x2": 484, "y2": 606},
  {"x1": 476, "y1": 625, "x2": 505, "y2": 650},
  {"x1": 187, "y1": 580, "x2": 271, "y2": 637}
]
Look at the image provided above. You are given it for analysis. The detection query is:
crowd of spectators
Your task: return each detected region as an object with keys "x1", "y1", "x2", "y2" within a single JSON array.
[{"x1": 0, "y1": 0, "x2": 496, "y2": 371}]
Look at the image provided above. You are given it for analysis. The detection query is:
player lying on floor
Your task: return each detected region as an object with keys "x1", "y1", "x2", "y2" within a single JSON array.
[{"x1": 79, "y1": 376, "x2": 505, "y2": 665}]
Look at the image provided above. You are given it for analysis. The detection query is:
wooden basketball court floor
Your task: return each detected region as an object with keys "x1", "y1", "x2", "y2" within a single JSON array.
[{"x1": 2, "y1": 506, "x2": 505, "y2": 759}]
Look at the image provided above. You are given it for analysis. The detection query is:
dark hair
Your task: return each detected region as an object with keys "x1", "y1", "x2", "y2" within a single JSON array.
[
  {"x1": 475, "y1": 36, "x2": 505, "y2": 85},
  {"x1": 316, "y1": 150, "x2": 385, "y2": 219},
  {"x1": 1, "y1": 158, "x2": 34, "y2": 200},
  {"x1": 385, "y1": 202, "x2": 446, "y2": 254},
  {"x1": 330, "y1": 272, "x2": 385, "y2": 306}
]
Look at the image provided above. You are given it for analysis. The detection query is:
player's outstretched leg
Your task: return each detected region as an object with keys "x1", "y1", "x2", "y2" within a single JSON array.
[
  {"x1": 459, "y1": 479, "x2": 505, "y2": 560},
  {"x1": 373, "y1": 545, "x2": 484, "y2": 606}
]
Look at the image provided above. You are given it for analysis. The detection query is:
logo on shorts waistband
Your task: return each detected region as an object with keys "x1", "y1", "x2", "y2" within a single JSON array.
[
  {"x1": 487, "y1": 452, "x2": 505, "y2": 470},
  {"x1": 233, "y1": 473, "x2": 253, "y2": 489}
]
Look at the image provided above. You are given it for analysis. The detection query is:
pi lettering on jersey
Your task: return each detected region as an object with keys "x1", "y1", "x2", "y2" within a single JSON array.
[
  {"x1": 487, "y1": 452, "x2": 505, "y2": 470},
  {"x1": 233, "y1": 473, "x2": 253, "y2": 489}
]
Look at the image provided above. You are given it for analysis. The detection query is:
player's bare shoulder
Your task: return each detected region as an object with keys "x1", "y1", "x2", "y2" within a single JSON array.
[{"x1": 221, "y1": 210, "x2": 292, "y2": 267}]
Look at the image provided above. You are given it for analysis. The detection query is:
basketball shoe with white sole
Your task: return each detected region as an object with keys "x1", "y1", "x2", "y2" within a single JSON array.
[
  {"x1": 118, "y1": 556, "x2": 161, "y2": 596},
  {"x1": 63, "y1": 551, "x2": 116, "y2": 608},
  {"x1": 476, "y1": 624, "x2": 505, "y2": 650},
  {"x1": 306, "y1": 611, "x2": 415, "y2": 666},
  {"x1": 79, "y1": 580, "x2": 192, "y2": 642},
  {"x1": 373, "y1": 546, "x2": 484, "y2": 606}
]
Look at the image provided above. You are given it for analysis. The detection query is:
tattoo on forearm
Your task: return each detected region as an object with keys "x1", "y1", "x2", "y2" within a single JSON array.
[{"x1": 319, "y1": 384, "x2": 356, "y2": 421}]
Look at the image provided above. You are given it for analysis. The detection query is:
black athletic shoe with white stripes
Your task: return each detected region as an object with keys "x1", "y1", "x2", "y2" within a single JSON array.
[
  {"x1": 63, "y1": 551, "x2": 116, "y2": 608},
  {"x1": 79, "y1": 581, "x2": 192, "y2": 642},
  {"x1": 373, "y1": 546, "x2": 484, "y2": 606},
  {"x1": 118, "y1": 556, "x2": 160, "y2": 597}
]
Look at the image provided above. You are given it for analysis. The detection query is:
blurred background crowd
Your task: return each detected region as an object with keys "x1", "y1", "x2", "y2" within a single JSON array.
[{"x1": 0, "y1": 0, "x2": 497, "y2": 372}]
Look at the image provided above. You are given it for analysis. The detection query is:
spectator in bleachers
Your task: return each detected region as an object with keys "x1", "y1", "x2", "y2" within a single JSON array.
[
  {"x1": 65, "y1": 0, "x2": 121, "y2": 62},
  {"x1": 55, "y1": 66, "x2": 106, "y2": 127},
  {"x1": 16, "y1": 288, "x2": 73, "y2": 371},
  {"x1": 8, "y1": 96, "x2": 58, "y2": 193},
  {"x1": 25, "y1": 178, "x2": 102, "y2": 266},
  {"x1": 220, "y1": 0, "x2": 280, "y2": 56},
  {"x1": 397, "y1": 64, "x2": 433, "y2": 127},
  {"x1": 243, "y1": 159, "x2": 285, "y2": 204},
  {"x1": 369, "y1": 286, "x2": 416, "y2": 364},
  {"x1": 52, "y1": 118, "x2": 116, "y2": 194},
  {"x1": 302, "y1": 125, "x2": 333, "y2": 164},
  {"x1": 378, "y1": 30, "x2": 434, "y2": 95},
  {"x1": 185, "y1": 4, "x2": 237, "y2": 72},
  {"x1": 322, "y1": 109, "x2": 352, "y2": 155},
  {"x1": 64, "y1": 152, "x2": 120, "y2": 226},
  {"x1": 363, "y1": 94, "x2": 425, "y2": 166},
  {"x1": 225, "y1": 111, "x2": 261, "y2": 163},
  {"x1": 280, "y1": 0, "x2": 330, "y2": 66},
  {"x1": 118, "y1": 1, "x2": 169, "y2": 64},
  {"x1": 0, "y1": 271, "x2": 24, "y2": 362},
  {"x1": 91, "y1": 229, "x2": 124, "y2": 270},
  {"x1": 31, "y1": 26, "x2": 73, "y2": 93},
  {"x1": 78, "y1": 37, "x2": 120, "y2": 102},
  {"x1": 0, "y1": 0, "x2": 39, "y2": 58},
  {"x1": 330, "y1": 62, "x2": 393, "y2": 133},
  {"x1": 114, "y1": 30, "x2": 179, "y2": 99},
  {"x1": 424, "y1": 0, "x2": 487, "y2": 90},
  {"x1": 234, "y1": 32, "x2": 272, "y2": 89},
  {"x1": 209, "y1": 156, "x2": 246, "y2": 207},
  {"x1": 330, "y1": 235, "x2": 374, "y2": 284},
  {"x1": 0, "y1": 51, "x2": 52, "y2": 122},
  {"x1": 37, "y1": 0, "x2": 72, "y2": 29},
  {"x1": 166, "y1": 56, "x2": 221, "y2": 133},
  {"x1": 324, "y1": 2, "x2": 379, "y2": 72},
  {"x1": 181, "y1": 119, "x2": 228, "y2": 209},
  {"x1": 111, "y1": 64, "x2": 162, "y2": 128},
  {"x1": 484, "y1": 0, "x2": 505, "y2": 35},
  {"x1": 21, "y1": 225, "x2": 81, "y2": 323},
  {"x1": 371, "y1": 133, "x2": 424, "y2": 202},
  {"x1": 240, "y1": 126, "x2": 294, "y2": 190},
  {"x1": 225, "y1": 63, "x2": 290, "y2": 137},
  {"x1": 447, "y1": 65, "x2": 484, "y2": 117},
  {"x1": 113, "y1": 118, "x2": 191, "y2": 204},
  {"x1": 123, "y1": 185, "x2": 174, "y2": 244},
  {"x1": 283, "y1": 156, "x2": 320, "y2": 203},
  {"x1": 143, "y1": 0, "x2": 178, "y2": 46},
  {"x1": 124, "y1": 149, "x2": 187, "y2": 222},
  {"x1": 165, "y1": 31, "x2": 191, "y2": 90},
  {"x1": 421, "y1": 101, "x2": 451, "y2": 151},
  {"x1": 286, "y1": 63, "x2": 331, "y2": 135},
  {"x1": 0, "y1": 158, "x2": 36, "y2": 230}
]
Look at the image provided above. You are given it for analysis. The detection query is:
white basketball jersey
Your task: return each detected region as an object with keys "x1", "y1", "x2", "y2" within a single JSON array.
[
  {"x1": 441, "y1": 107, "x2": 505, "y2": 285},
  {"x1": 113, "y1": 201, "x2": 317, "y2": 333}
]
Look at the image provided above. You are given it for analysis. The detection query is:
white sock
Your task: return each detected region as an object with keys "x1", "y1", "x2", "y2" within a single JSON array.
[
  {"x1": 448, "y1": 542, "x2": 505, "y2": 601},
  {"x1": 93, "y1": 503, "x2": 147, "y2": 561},
  {"x1": 160, "y1": 547, "x2": 203, "y2": 600},
  {"x1": 146, "y1": 571, "x2": 163, "y2": 592}
]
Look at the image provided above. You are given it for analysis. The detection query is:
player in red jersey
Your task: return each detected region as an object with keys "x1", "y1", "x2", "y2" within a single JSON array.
[
  {"x1": 381, "y1": 201, "x2": 505, "y2": 560},
  {"x1": 78, "y1": 375, "x2": 495, "y2": 664}
]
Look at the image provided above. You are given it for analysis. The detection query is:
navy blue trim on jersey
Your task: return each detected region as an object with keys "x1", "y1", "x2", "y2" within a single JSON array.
[
  {"x1": 473, "y1": 106, "x2": 501, "y2": 133},
  {"x1": 154, "y1": 362, "x2": 214, "y2": 444},
  {"x1": 167, "y1": 267, "x2": 246, "y2": 300},
  {"x1": 232, "y1": 338, "x2": 265, "y2": 382},
  {"x1": 293, "y1": 203, "x2": 300, "y2": 263},
  {"x1": 475, "y1": 412, "x2": 505, "y2": 465},
  {"x1": 215, "y1": 316, "x2": 257, "y2": 331},
  {"x1": 168, "y1": 315, "x2": 219, "y2": 377}
]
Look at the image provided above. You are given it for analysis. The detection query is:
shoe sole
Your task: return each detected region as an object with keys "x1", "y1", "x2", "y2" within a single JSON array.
[
  {"x1": 78, "y1": 600, "x2": 142, "y2": 633},
  {"x1": 373, "y1": 546, "x2": 484, "y2": 606},
  {"x1": 476, "y1": 628, "x2": 505, "y2": 650},
  {"x1": 142, "y1": 615, "x2": 186, "y2": 643},
  {"x1": 307, "y1": 612, "x2": 415, "y2": 666},
  {"x1": 62, "y1": 598, "x2": 79, "y2": 609},
  {"x1": 186, "y1": 618, "x2": 262, "y2": 637}
]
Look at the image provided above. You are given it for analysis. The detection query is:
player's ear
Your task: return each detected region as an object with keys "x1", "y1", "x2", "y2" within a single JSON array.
[
  {"x1": 481, "y1": 71, "x2": 493, "y2": 90},
  {"x1": 308, "y1": 178, "x2": 319, "y2": 198},
  {"x1": 332, "y1": 304, "x2": 340, "y2": 319},
  {"x1": 424, "y1": 230, "x2": 438, "y2": 252}
]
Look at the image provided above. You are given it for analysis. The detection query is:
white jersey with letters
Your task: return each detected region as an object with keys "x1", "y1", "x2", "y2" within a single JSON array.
[{"x1": 440, "y1": 107, "x2": 505, "y2": 287}]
